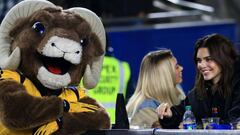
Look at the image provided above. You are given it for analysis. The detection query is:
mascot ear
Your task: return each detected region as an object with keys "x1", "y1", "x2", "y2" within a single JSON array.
[
  {"x1": 68, "y1": 8, "x2": 106, "y2": 89},
  {"x1": 0, "y1": 0, "x2": 55, "y2": 70}
]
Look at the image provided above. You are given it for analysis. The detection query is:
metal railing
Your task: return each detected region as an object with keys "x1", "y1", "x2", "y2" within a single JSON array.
[{"x1": 103, "y1": 0, "x2": 215, "y2": 27}]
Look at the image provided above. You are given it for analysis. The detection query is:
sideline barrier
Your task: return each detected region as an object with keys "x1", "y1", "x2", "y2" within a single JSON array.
[
  {"x1": 83, "y1": 129, "x2": 240, "y2": 135},
  {"x1": 154, "y1": 129, "x2": 240, "y2": 135}
]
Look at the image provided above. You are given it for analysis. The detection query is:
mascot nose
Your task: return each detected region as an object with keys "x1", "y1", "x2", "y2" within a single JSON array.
[
  {"x1": 51, "y1": 42, "x2": 65, "y2": 54},
  {"x1": 50, "y1": 42, "x2": 71, "y2": 56}
]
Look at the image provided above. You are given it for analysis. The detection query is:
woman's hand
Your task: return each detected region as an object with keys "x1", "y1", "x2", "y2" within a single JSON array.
[
  {"x1": 156, "y1": 103, "x2": 172, "y2": 119},
  {"x1": 178, "y1": 122, "x2": 183, "y2": 129}
]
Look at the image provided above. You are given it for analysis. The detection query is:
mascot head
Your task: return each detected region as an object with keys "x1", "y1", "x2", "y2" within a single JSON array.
[{"x1": 0, "y1": 0, "x2": 106, "y2": 90}]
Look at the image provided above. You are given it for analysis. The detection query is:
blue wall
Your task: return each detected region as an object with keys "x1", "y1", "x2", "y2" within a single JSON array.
[{"x1": 107, "y1": 20, "x2": 238, "y2": 94}]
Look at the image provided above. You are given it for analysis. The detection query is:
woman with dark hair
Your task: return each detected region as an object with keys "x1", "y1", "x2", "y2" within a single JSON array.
[
  {"x1": 157, "y1": 33, "x2": 240, "y2": 129},
  {"x1": 193, "y1": 34, "x2": 237, "y2": 99}
]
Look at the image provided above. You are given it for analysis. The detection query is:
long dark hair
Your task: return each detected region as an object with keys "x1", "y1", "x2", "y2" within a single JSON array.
[{"x1": 193, "y1": 34, "x2": 237, "y2": 98}]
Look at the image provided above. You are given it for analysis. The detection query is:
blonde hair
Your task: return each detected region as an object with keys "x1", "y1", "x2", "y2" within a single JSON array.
[{"x1": 126, "y1": 49, "x2": 185, "y2": 118}]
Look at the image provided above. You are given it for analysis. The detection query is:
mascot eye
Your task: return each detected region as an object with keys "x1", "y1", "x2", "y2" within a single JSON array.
[
  {"x1": 80, "y1": 38, "x2": 88, "y2": 46},
  {"x1": 32, "y1": 22, "x2": 45, "y2": 35}
]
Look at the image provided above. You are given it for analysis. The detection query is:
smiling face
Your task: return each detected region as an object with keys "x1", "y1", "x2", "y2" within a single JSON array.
[
  {"x1": 9, "y1": 8, "x2": 104, "y2": 90},
  {"x1": 196, "y1": 48, "x2": 222, "y2": 84}
]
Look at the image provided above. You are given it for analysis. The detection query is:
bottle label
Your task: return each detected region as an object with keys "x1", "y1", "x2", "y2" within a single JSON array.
[{"x1": 183, "y1": 123, "x2": 197, "y2": 130}]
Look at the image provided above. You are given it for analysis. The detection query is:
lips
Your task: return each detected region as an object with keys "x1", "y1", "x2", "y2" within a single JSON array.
[
  {"x1": 201, "y1": 69, "x2": 211, "y2": 74},
  {"x1": 202, "y1": 71, "x2": 209, "y2": 75}
]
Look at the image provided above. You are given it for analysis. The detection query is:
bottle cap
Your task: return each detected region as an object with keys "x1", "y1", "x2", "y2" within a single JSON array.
[
  {"x1": 212, "y1": 107, "x2": 218, "y2": 113},
  {"x1": 185, "y1": 105, "x2": 191, "y2": 111}
]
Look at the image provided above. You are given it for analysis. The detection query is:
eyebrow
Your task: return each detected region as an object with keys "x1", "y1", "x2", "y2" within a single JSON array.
[{"x1": 196, "y1": 56, "x2": 211, "y2": 60}]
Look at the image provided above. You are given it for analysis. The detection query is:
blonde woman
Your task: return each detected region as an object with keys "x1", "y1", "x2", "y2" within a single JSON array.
[{"x1": 126, "y1": 49, "x2": 185, "y2": 129}]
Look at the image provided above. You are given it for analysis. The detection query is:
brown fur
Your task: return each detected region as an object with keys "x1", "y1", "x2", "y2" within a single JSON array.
[
  {"x1": 0, "y1": 80, "x2": 63, "y2": 129},
  {"x1": 0, "y1": 6, "x2": 110, "y2": 134}
]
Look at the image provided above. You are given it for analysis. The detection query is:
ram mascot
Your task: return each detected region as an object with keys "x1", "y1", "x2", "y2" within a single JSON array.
[{"x1": 0, "y1": 0, "x2": 110, "y2": 134}]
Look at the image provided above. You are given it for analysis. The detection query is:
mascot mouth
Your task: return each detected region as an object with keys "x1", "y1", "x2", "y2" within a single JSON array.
[{"x1": 41, "y1": 56, "x2": 72, "y2": 75}]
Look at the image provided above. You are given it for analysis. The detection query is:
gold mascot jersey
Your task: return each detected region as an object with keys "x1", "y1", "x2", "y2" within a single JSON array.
[{"x1": 0, "y1": 70, "x2": 86, "y2": 135}]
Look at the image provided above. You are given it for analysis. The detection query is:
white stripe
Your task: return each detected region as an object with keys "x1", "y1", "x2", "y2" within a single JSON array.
[
  {"x1": 118, "y1": 61, "x2": 125, "y2": 93},
  {"x1": 102, "y1": 102, "x2": 115, "y2": 109}
]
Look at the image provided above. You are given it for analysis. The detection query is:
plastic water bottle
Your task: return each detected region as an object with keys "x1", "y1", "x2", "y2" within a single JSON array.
[{"x1": 183, "y1": 105, "x2": 197, "y2": 130}]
